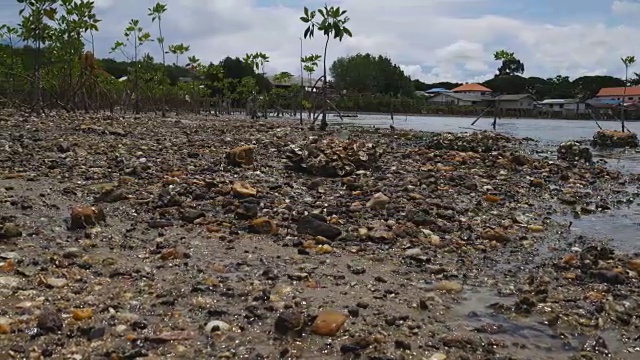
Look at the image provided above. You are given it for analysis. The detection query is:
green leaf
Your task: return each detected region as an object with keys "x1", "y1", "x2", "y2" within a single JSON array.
[
  {"x1": 304, "y1": 26, "x2": 311, "y2": 38},
  {"x1": 343, "y1": 27, "x2": 352, "y2": 37},
  {"x1": 304, "y1": 6, "x2": 309, "y2": 17}
]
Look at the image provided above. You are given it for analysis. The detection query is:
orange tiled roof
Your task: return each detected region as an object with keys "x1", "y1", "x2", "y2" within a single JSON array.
[
  {"x1": 452, "y1": 83, "x2": 492, "y2": 92},
  {"x1": 596, "y1": 87, "x2": 640, "y2": 97}
]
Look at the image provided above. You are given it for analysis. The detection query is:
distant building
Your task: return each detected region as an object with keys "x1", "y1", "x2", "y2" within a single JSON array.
[
  {"x1": 451, "y1": 83, "x2": 492, "y2": 96},
  {"x1": 491, "y1": 94, "x2": 536, "y2": 109},
  {"x1": 537, "y1": 99, "x2": 587, "y2": 114},
  {"x1": 427, "y1": 92, "x2": 535, "y2": 109},
  {"x1": 425, "y1": 87, "x2": 452, "y2": 94},
  {"x1": 595, "y1": 86, "x2": 640, "y2": 102},
  {"x1": 268, "y1": 75, "x2": 321, "y2": 91},
  {"x1": 427, "y1": 92, "x2": 485, "y2": 106}
]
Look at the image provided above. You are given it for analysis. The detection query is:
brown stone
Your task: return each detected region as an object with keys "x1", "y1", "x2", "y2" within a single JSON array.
[
  {"x1": 310, "y1": 309, "x2": 348, "y2": 336},
  {"x1": 231, "y1": 181, "x2": 257, "y2": 197},
  {"x1": 480, "y1": 229, "x2": 511, "y2": 243},
  {"x1": 69, "y1": 206, "x2": 106, "y2": 230},
  {"x1": 225, "y1": 145, "x2": 255, "y2": 166},
  {"x1": 248, "y1": 218, "x2": 278, "y2": 235},
  {"x1": 628, "y1": 259, "x2": 640, "y2": 271}
]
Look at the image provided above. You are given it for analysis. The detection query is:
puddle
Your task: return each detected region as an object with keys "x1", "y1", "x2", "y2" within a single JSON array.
[
  {"x1": 449, "y1": 288, "x2": 639, "y2": 359},
  {"x1": 450, "y1": 289, "x2": 578, "y2": 359}
]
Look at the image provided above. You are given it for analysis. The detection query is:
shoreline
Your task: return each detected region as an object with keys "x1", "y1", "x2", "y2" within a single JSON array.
[
  {"x1": 323, "y1": 110, "x2": 635, "y2": 122},
  {"x1": 1, "y1": 111, "x2": 639, "y2": 359}
]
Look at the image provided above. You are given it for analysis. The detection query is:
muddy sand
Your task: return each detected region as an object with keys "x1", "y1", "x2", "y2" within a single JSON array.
[{"x1": 1, "y1": 110, "x2": 639, "y2": 360}]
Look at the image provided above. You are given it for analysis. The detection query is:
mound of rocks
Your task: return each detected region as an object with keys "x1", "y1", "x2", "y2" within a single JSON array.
[
  {"x1": 591, "y1": 130, "x2": 638, "y2": 148},
  {"x1": 557, "y1": 141, "x2": 593, "y2": 163},
  {"x1": 422, "y1": 131, "x2": 520, "y2": 153},
  {"x1": 285, "y1": 137, "x2": 383, "y2": 177}
]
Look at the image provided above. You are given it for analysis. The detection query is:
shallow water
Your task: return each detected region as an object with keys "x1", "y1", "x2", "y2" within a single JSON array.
[{"x1": 331, "y1": 115, "x2": 640, "y2": 252}]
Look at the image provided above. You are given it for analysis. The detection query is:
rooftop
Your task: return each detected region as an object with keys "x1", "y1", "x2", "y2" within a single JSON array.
[
  {"x1": 538, "y1": 99, "x2": 580, "y2": 104},
  {"x1": 596, "y1": 86, "x2": 640, "y2": 97},
  {"x1": 452, "y1": 83, "x2": 492, "y2": 93}
]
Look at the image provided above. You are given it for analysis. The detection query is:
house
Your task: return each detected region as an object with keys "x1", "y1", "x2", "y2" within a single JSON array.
[
  {"x1": 537, "y1": 99, "x2": 587, "y2": 114},
  {"x1": 268, "y1": 75, "x2": 320, "y2": 91},
  {"x1": 489, "y1": 94, "x2": 536, "y2": 109},
  {"x1": 425, "y1": 87, "x2": 452, "y2": 95},
  {"x1": 427, "y1": 93, "x2": 536, "y2": 109},
  {"x1": 452, "y1": 83, "x2": 492, "y2": 96},
  {"x1": 426, "y1": 92, "x2": 485, "y2": 106},
  {"x1": 595, "y1": 86, "x2": 640, "y2": 102}
]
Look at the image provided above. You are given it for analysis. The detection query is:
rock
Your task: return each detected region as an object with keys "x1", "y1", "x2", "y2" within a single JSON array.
[
  {"x1": 0, "y1": 276, "x2": 20, "y2": 289},
  {"x1": 310, "y1": 309, "x2": 348, "y2": 336},
  {"x1": 480, "y1": 228, "x2": 511, "y2": 243},
  {"x1": 71, "y1": 308, "x2": 94, "y2": 321},
  {"x1": 95, "y1": 187, "x2": 129, "y2": 203},
  {"x1": 225, "y1": 145, "x2": 255, "y2": 166},
  {"x1": 62, "y1": 247, "x2": 83, "y2": 259},
  {"x1": 181, "y1": 209, "x2": 205, "y2": 223},
  {"x1": 205, "y1": 320, "x2": 231, "y2": 333},
  {"x1": 628, "y1": 259, "x2": 640, "y2": 271},
  {"x1": 591, "y1": 130, "x2": 639, "y2": 148},
  {"x1": 37, "y1": 307, "x2": 63, "y2": 334},
  {"x1": 297, "y1": 215, "x2": 342, "y2": 240},
  {"x1": 69, "y1": 206, "x2": 106, "y2": 230},
  {"x1": 423, "y1": 131, "x2": 518, "y2": 152},
  {"x1": 366, "y1": 192, "x2": 390, "y2": 209},
  {"x1": 232, "y1": 182, "x2": 257, "y2": 197},
  {"x1": 428, "y1": 353, "x2": 447, "y2": 360},
  {"x1": 46, "y1": 278, "x2": 69, "y2": 288},
  {"x1": 483, "y1": 194, "x2": 501, "y2": 203},
  {"x1": 434, "y1": 280, "x2": 463, "y2": 293},
  {"x1": 235, "y1": 203, "x2": 259, "y2": 220},
  {"x1": 557, "y1": 141, "x2": 593, "y2": 162},
  {"x1": 0, "y1": 223, "x2": 22, "y2": 239},
  {"x1": 248, "y1": 218, "x2": 278, "y2": 235},
  {"x1": 285, "y1": 137, "x2": 383, "y2": 177},
  {"x1": 274, "y1": 309, "x2": 304, "y2": 335}
]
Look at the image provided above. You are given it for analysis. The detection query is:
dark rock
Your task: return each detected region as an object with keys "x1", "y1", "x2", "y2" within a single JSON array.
[
  {"x1": 235, "y1": 203, "x2": 259, "y2": 220},
  {"x1": 297, "y1": 215, "x2": 342, "y2": 240},
  {"x1": 274, "y1": 309, "x2": 304, "y2": 335},
  {"x1": 37, "y1": 307, "x2": 63, "y2": 334},
  {"x1": 180, "y1": 209, "x2": 205, "y2": 223}
]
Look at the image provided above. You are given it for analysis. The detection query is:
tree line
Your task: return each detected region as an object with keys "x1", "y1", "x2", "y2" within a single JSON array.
[
  {"x1": 330, "y1": 51, "x2": 634, "y2": 102},
  {"x1": 0, "y1": 0, "x2": 636, "y2": 120}
]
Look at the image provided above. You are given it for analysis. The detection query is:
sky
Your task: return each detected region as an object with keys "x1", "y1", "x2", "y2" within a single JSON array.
[{"x1": 1, "y1": 0, "x2": 640, "y2": 83}]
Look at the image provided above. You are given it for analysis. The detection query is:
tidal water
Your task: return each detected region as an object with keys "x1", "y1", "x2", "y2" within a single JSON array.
[{"x1": 330, "y1": 115, "x2": 640, "y2": 252}]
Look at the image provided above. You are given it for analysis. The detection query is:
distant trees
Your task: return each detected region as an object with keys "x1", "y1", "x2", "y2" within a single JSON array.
[
  {"x1": 494, "y1": 50, "x2": 525, "y2": 77},
  {"x1": 330, "y1": 53, "x2": 414, "y2": 96}
]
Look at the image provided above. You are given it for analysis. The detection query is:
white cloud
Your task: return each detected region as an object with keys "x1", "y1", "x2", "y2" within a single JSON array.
[
  {"x1": 1, "y1": 0, "x2": 639, "y2": 84},
  {"x1": 612, "y1": 1, "x2": 640, "y2": 15}
]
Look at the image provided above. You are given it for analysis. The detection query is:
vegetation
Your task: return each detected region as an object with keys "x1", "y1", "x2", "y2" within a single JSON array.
[
  {"x1": 300, "y1": 4, "x2": 352, "y2": 129},
  {"x1": 0, "y1": 0, "x2": 637, "y2": 122}
]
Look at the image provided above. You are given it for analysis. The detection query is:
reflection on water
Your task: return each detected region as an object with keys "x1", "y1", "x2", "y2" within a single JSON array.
[{"x1": 330, "y1": 115, "x2": 640, "y2": 251}]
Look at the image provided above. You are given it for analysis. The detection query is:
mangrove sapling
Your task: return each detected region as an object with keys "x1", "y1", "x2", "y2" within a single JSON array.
[
  {"x1": 301, "y1": 54, "x2": 321, "y2": 119},
  {"x1": 169, "y1": 43, "x2": 190, "y2": 66},
  {"x1": 17, "y1": 0, "x2": 58, "y2": 112},
  {"x1": 50, "y1": 0, "x2": 101, "y2": 111},
  {"x1": 148, "y1": 2, "x2": 169, "y2": 116},
  {"x1": 110, "y1": 19, "x2": 153, "y2": 114},
  {"x1": 0, "y1": 25, "x2": 22, "y2": 103},
  {"x1": 300, "y1": 5, "x2": 353, "y2": 130}
]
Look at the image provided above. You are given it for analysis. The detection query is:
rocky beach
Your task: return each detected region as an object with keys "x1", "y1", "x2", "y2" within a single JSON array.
[{"x1": 1, "y1": 110, "x2": 639, "y2": 360}]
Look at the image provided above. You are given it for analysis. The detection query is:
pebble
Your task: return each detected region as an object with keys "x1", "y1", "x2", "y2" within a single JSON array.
[
  {"x1": 310, "y1": 309, "x2": 348, "y2": 336},
  {"x1": 434, "y1": 280, "x2": 463, "y2": 293},
  {"x1": 205, "y1": 320, "x2": 231, "y2": 333}
]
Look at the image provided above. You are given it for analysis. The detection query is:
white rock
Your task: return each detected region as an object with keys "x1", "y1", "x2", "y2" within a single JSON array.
[{"x1": 205, "y1": 320, "x2": 231, "y2": 333}]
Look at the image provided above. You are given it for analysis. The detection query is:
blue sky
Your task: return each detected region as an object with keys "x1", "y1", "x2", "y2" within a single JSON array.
[{"x1": 1, "y1": 0, "x2": 640, "y2": 83}]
